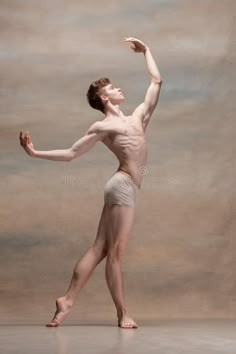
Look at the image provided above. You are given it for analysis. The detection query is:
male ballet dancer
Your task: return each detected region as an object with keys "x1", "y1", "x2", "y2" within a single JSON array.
[{"x1": 19, "y1": 37, "x2": 162, "y2": 329}]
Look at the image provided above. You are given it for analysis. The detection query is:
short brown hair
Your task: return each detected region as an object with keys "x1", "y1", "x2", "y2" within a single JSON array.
[{"x1": 86, "y1": 78, "x2": 110, "y2": 113}]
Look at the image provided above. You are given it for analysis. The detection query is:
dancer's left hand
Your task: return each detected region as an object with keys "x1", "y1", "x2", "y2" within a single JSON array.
[{"x1": 123, "y1": 37, "x2": 148, "y2": 53}]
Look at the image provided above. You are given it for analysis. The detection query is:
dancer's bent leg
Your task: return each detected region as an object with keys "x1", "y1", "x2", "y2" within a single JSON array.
[{"x1": 46, "y1": 205, "x2": 108, "y2": 327}]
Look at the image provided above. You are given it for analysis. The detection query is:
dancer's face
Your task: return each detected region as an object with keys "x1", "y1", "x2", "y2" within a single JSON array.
[{"x1": 100, "y1": 83, "x2": 125, "y2": 105}]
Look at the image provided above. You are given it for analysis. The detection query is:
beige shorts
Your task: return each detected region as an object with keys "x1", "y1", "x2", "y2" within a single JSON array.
[{"x1": 104, "y1": 172, "x2": 138, "y2": 208}]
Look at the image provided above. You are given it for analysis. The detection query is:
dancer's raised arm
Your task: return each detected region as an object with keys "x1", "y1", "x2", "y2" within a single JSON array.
[
  {"x1": 124, "y1": 37, "x2": 163, "y2": 130},
  {"x1": 19, "y1": 122, "x2": 105, "y2": 162}
]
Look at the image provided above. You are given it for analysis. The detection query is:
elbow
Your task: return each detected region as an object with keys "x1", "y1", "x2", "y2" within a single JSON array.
[
  {"x1": 66, "y1": 149, "x2": 75, "y2": 162},
  {"x1": 152, "y1": 78, "x2": 163, "y2": 85}
]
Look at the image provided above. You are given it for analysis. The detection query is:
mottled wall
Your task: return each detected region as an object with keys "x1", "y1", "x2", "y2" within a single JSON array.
[{"x1": 0, "y1": 0, "x2": 235, "y2": 324}]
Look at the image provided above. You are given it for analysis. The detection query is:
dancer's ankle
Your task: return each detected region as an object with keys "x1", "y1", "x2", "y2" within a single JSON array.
[
  {"x1": 62, "y1": 295, "x2": 74, "y2": 308},
  {"x1": 117, "y1": 306, "x2": 128, "y2": 318}
]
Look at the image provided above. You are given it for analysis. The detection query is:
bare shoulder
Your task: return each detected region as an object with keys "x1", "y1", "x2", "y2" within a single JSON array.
[
  {"x1": 88, "y1": 119, "x2": 111, "y2": 132},
  {"x1": 86, "y1": 120, "x2": 111, "y2": 141}
]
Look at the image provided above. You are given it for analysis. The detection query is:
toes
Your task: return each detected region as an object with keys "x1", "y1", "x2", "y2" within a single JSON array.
[
  {"x1": 118, "y1": 318, "x2": 138, "y2": 329},
  {"x1": 46, "y1": 318, "x2": 60, "y2": 327},
  {"x1": 52, "y1": 318, "x2": 60, "y2": 324},
  {"x1": 120, "y1": 323, "x2": 135, "y2": 328},
  {"x1": 46, "y1": 323, "x2": 59, "y2": 327}
]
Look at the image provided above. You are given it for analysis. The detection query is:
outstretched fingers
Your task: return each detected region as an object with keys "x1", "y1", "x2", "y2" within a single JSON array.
[
  {"x1": 123, "y1": 37, "x2": 136, "y2": 41},
  {"x1": 123, "y1": 37, "x2": 146, "y2": 53}
]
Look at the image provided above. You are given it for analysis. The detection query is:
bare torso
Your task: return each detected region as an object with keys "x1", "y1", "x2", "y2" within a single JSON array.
[{"x1": 100, "y1": 114, "x2": 147, "y2": 189}]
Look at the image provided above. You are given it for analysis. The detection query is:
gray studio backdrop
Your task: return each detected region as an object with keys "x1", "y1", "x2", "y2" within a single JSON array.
[{"x1": 1, "y1": 0, "x2": 235, "y2": 324}]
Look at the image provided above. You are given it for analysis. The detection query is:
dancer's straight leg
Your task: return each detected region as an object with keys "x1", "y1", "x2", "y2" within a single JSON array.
[{"x1": 105, "y1": 204, "x2": 138, "y2": 328}]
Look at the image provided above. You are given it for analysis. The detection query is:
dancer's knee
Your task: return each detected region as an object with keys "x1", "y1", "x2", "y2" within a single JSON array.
[
  {"x1": 92, "y1": 244, "x2": 108, "y2": 260},
  {"x1": 107, "y1": 241, "x2": 126, "y2": 261}
]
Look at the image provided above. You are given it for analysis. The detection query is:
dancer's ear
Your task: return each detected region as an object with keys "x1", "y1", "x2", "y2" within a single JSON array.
[{"x1": 101, "y1": 95, "x2": 108, "y2": 104}]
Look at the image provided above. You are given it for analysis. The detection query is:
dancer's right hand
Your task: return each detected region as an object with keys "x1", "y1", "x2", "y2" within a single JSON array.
[{"x1": 19, "y1": 130, "x2": 35, "y2": 157}]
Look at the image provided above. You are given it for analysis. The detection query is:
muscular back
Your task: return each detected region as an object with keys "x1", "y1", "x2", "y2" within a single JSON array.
[{"x1": 98, "y1": 114, "x2": 147, "y2": 188}]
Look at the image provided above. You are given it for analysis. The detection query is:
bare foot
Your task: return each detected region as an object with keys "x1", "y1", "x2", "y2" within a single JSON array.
[
  {"x1": 118, "y1": 313, "x2": 138, "y2": 329},
  {"x1": 46, "y1": 297, "x2": 72, "y2": 327}
]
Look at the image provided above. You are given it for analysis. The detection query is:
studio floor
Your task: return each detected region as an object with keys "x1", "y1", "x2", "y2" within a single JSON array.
[{"x1": 1, "y1": 320, "x2": 236, "y2": 354}]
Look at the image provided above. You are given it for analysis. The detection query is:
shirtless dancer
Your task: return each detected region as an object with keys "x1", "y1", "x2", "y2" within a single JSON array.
[{"x1": 19, "y1": 37, "x2": 162, "y2": 329}]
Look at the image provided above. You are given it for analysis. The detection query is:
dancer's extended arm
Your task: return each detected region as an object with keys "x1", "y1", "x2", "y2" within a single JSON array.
[
  {"x1": 19, "y1": 122, "x2": 105, "y2": 161},
  {"x1": 124, "y1": 37, "x2": 163, "y2": 130}
]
